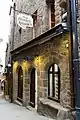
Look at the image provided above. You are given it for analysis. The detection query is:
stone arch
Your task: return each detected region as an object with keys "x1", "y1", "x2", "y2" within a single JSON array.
[
  {"x1": 17, "y1": 65, "x2": 23, "y2": 102},
  {"x1": 16, "y1": 65, "x2": 22, "y2": 72},
  {"x1": 38, "y1": 55, "x2": 60, "y2": 98},
  {"x1": 44, "y1": 56, "x2": 60, "y2": 71},
  {"x1": 43, "y1": 55, "x2": 60, "y2": 86},
  {"x1": 41, "y1": 54, "x2": 71, "y2": 108},
  {"x1": 16, "y1": 64, "x2": 23, "y2": 73}
]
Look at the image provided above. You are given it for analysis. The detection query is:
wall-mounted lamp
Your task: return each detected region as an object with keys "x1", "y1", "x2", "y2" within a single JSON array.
[
  {"x1": 35, "y1": 54, "x2": 39, "y2": 57},
  {"x1": 35, "y1": 54, "x2": 39, "y2": 60},
  {"x1": 65, "y1": 43, "x2": 69, "y2": 48},
  {"x1": 23, "y1": 59, "x2": 26, "y2": 62},
  {"x1": 8, "y1": 63, "x2": 11, "y2": 67}
]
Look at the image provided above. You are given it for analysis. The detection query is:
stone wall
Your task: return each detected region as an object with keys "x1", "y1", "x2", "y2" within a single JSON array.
[
  {"x1": 13, "y1": 61, "x2": 19, "y2": 100},
  {"x1": 55, "y1": 0, "x2": 61, "y2": 25},
  {"x1": 37, "y1": 33, "x2": 71, "y2": 118},
  {"x1": 13, "y1": 32, "x2": 71, "y2": 116},
  {"x1": 11, "y1": 0, "x2": 62, "y2": 50},
  {"x1": 37, "y1": 33, "x2": 71, "y2": 108},
  {"x1": 13, "y1": 60, "x2": 30, "y2": 105}
]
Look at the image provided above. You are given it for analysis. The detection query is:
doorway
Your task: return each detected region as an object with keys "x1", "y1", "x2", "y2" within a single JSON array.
[
  {"x1": 17, "y1": 66, "x2": 23, "y2": 102},
  {"x1": 30, "y1": 68, "x2": 35, "y2": 107}
]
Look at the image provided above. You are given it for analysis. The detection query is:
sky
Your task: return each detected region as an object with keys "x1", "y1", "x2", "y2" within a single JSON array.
[{"x1": 0, "y1": 0, "x2": 11, "y2": 70}]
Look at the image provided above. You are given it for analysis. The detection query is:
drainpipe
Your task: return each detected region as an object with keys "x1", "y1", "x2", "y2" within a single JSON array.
[
  {"x1": 67, "y1": 0, "x2": 75, "y2": 109},
  {"x1": 68, "y1": 0, "x2": 80, "y2": 119}
]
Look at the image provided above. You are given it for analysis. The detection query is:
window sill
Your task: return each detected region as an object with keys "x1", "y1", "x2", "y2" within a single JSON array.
[
  {"x1": 39, "y1": 98, "x2": 69, "y2": 112},
  {"x1": 48, "y1": 96, "x2": 60, "y2": 103}
]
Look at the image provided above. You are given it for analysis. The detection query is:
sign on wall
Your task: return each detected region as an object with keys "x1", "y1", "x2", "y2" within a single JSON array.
[{"x1": 17, "y1": 13, "x2": 33, "y2": 29}]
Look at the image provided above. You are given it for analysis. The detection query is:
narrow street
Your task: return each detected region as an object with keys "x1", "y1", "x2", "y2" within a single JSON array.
[{"x1": 0, "y1": 93, "x2": 54, "y2": 120}]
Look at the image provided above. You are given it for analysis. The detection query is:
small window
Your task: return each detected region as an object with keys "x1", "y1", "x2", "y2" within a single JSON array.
[
  {"x1": 33, "y1": 10, "x2": 37, "y2": 26},
  {"x1": 48, "y1": 64, "x2": 60, "y2": 102},
  {"x1": 19, "y1": 27, "x2": 22, "y2": 34},
  {"x1": 32, "y1": 10, "x2": 37, "y2": 38},
  {"x1": 51, "y1": 3, "x2": 55, "y2": 28}
]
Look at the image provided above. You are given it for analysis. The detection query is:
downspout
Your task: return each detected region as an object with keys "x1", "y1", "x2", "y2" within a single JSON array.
[
  {"x1": 71, "y1": 0, "x2": 80, "y2": 119},
  {"x1": 67, "y1": 0, "x2": 75, "y2": 109},
  {"x1": 68, "y1": 0, "x2": 80, "y2": 119}
]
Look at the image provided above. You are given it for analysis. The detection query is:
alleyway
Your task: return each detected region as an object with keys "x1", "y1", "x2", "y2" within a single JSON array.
[{"x1": 0, "y1": 92, "x2": 54, "y2": 120}]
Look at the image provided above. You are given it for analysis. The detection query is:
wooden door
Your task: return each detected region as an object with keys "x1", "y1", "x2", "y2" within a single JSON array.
[
  {"x1": 30, "y1": 68, "x2": 35, "y2": 107},
  {"x1": 18, "y1": 66, "x2": 23, "y2": 102}
]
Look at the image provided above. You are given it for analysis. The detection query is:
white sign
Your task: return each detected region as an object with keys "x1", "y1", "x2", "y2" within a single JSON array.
[{"x1": 17, "y1": 13, "x2": 33, "y2": 29}]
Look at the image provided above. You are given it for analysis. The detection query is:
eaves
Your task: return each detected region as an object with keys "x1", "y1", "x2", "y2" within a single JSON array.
[{"x1": 11, "y1": 23, "x2": 67, "y2": 55}]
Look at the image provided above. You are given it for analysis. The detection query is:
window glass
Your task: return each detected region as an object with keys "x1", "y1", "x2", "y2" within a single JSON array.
[
  {"x1": 49, "y1": 74, "x2": 53, "y2": 96},
  {"x1": 51, "y1": 3, "x2": 55, "y2": 27},
  {"x1": 54, "y1": 64, "x2": 58, "y2": 72},
  {"x1": 33, "y1": 10, "x2": 37, "y2": 26},
  {"x1": 50, "y1": 66, "x2": 52, "y2": 72},
  {"x1": 48, "y1": 64, "x2": 60, "y2": 102}
]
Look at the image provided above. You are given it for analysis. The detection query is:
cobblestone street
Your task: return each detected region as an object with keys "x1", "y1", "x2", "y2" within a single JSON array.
[{"x1": 0, "y1": 93, "x2": 54, "y2": 120}]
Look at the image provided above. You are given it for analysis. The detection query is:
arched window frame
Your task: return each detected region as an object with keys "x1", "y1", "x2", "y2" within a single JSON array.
[{"x1": 48, "y1": 64, "x2": 60, "y2": 102}]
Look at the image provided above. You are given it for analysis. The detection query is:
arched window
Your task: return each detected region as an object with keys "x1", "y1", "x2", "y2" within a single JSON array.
[{"x1": 48, "y1": 64, "x2": 60, "y2": 102}]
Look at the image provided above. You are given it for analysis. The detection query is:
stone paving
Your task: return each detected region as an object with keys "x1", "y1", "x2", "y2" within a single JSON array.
[{"x1": 0, "y1": 92, "x2": 54, "y2": 120}]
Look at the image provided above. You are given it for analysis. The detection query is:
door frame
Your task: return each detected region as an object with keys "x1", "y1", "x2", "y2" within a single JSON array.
[
  {"x1": 30, "y1": 68, "x2": 37, "y2": 109},
  {"x1": 17, "y1": 66, "x2": 23, "y2": 102},
  {"x1": 35, "y1": 69, "x2": 37, "y2": 109}
]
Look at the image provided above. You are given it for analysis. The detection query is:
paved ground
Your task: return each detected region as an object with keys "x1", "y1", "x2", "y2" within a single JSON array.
[{"x1": 0, "y1": 93, "x2": 54, "y2": 120}]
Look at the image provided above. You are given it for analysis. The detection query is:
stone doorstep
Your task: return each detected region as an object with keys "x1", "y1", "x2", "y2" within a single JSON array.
[
  {"x1": 39, "y1": 98, "x2": 76, "y2": 119},
  {"x1": 39, "y1": 98, "x2": 69, "y2": 112},
  {"x1": 14, "y1": 100, "x2": 37, "y2": 112},
  {"x1": 26, "y1": 105, "x2": 37, "y2": 112},
  {"x1": 14, "y1": 99, "x2": 37, "y2": 112},
  {"x1": 14, "y1": 100, "x2": 23, "y2": 106}
]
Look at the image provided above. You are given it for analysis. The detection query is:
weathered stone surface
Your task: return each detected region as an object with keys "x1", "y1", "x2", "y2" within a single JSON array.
[
  {"x1": 10, "y1": 0, "x2": 76, "y2": 119},
  {"x1": 56, "y1": 110, "x2": 75, "y2": 120},
  {"x1": 38, "y1": 100, "x2": 58, "y2": 119},
  {"x1": 10, "y1": 0, "x2": 63, "y2": 50},
  {"x1": 37, "y1": 98, "x2": 76, "y2": 120},
  {"x1": 12, "y1": 33, "x2": 71, "y2": 116}
]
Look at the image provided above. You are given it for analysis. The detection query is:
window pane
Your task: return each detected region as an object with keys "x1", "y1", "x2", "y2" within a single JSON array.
[
  {"x1": 49, "y1": 74, "x2": 53, "y2": 96},
  {"x1": 54, "y1": 74, "x2": 58, "y2": 99},
  {"x1": 51, "y1": 4, "x2": 55, "y2": 12},
  {"x1": 50, "y1": 66, "x2": 52, "y2": 72},
  {"x1": 51, "y1": 3, "x2": 55, "y2": 28},
  {"x1": 48, "y1": 63, "x2": 60, "y2": 101},
  {"x1": 51, "y1": 14, "x2": 55, "y2": 21},
  {"x1": 54, "y1": 64, "x2": 58, "y2": 72}
]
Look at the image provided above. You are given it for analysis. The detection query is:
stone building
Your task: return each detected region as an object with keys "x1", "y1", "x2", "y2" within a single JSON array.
[
  {"x1": 4, "y1": 38, "x2": 12, "y2": 99},
  {"x1": 8, "y1": 0, "x2": 80, "y2": 119}
]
